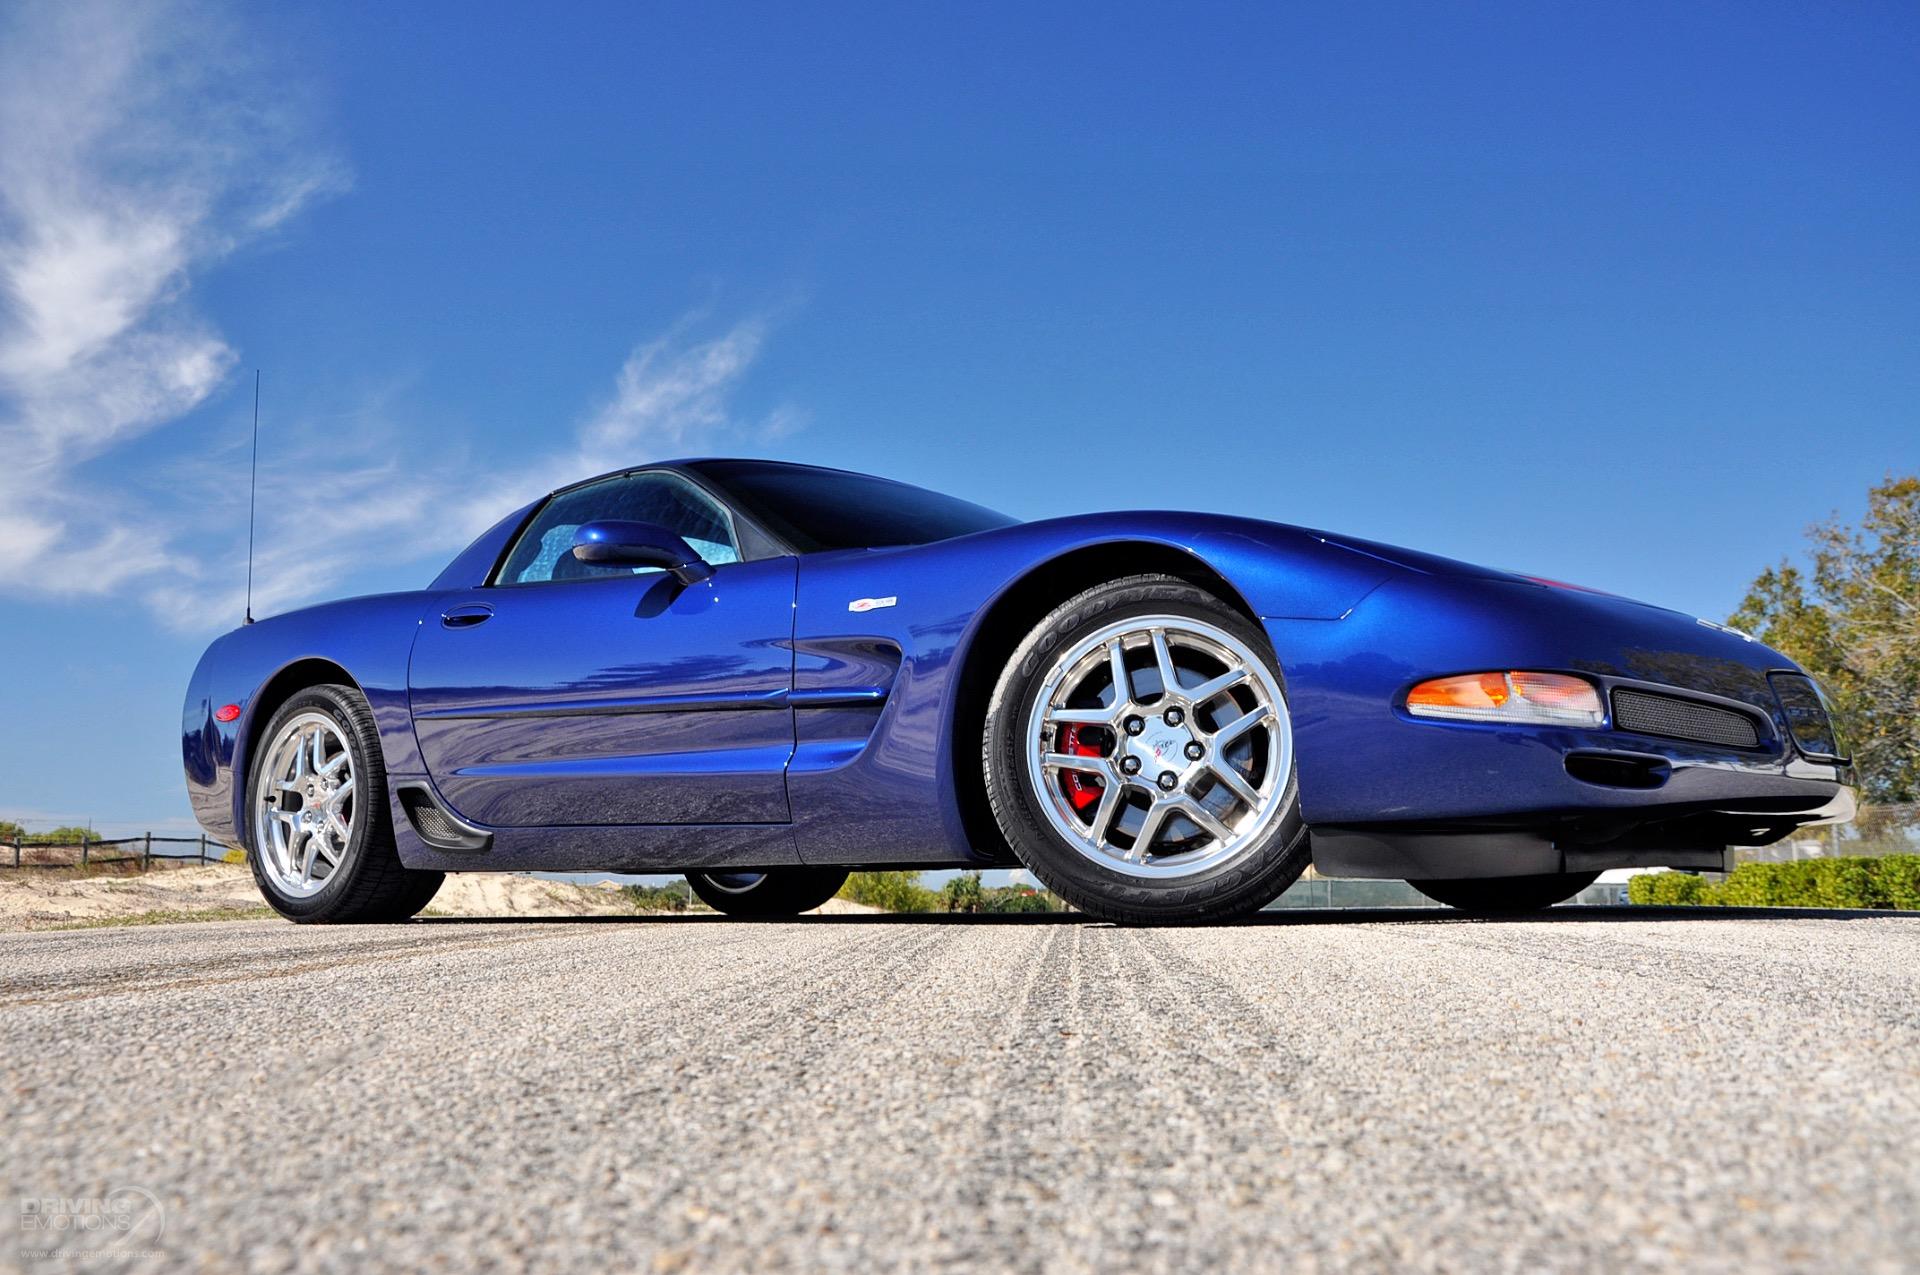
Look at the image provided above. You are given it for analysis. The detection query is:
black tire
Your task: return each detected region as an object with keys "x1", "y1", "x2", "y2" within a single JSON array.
[
  {"x1": 687, "y1": 868, "x2": 850, "y2": 917},
  {"x1": 1408, "y1": 871, "x2": 1601, "y2": 913},
  {"x1": 245, "y1": 684, "x2": 444, "y2": 923},
  {"x1": 983, "y1": 574, "x2": 1310, "y2": 925}
]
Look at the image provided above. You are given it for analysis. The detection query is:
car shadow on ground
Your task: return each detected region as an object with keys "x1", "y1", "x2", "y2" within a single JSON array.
[{"x1": 414, "y1": 905, "x2": 1919, "y2": 927}]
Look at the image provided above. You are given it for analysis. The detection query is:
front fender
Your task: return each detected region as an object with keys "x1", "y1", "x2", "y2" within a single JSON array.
[
  {"x1": 181, "y1": 591, "x2": 436, "y2": 847},
  {"x1": 989, "y1": 512, "x2": 1400, "y2": 621},
  {"x1": 783, "y1": 512, "x2": 1402, "y2": 865}
]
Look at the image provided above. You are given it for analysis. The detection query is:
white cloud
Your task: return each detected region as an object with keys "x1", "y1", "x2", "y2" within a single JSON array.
[
  {"x1": 0, "y1": 0, "x2": 345, "y2": 596},
  {"x1": 138, "y1": 314, "x2": 797, "y2": 630},
  {"x1": 586, "y1": 319, "x2": 768, "y2": 460},
  {"x1": 0, "y1": 1, "x2": 801, "y2": 630},
  {"x1": 471, "y1": 316, "x2": 800, "y2": 517}
]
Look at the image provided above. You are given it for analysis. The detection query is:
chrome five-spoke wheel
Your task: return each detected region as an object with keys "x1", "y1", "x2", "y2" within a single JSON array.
[
  {"x1": 1025, "y1": 614, "x2": 1293, "y2": 879},
  {"x1": 253, "y1": 711, "x2": 356, "y2": 897},
  {"x1": 244, "y1": 683, "x2": 442, "y2": 923}
]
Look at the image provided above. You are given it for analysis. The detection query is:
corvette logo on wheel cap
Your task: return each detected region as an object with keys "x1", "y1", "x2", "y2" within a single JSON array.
[{"x1": 849, "y1": 596, "x2": 898, "y2": 613}]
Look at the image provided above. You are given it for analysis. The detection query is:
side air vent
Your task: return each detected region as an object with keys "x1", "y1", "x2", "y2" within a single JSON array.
[
  {"x1": 1611, "y1": 689, "x2": 1761, "y2": 750},
  {"x1": 396, "y1": 783, "x2": 493, "y2": 853}
]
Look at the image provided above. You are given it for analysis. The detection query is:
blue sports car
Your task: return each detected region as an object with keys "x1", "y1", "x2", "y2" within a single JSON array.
[{"x1": 182, "y1": 459, "x2": 1855, "y2": 924}]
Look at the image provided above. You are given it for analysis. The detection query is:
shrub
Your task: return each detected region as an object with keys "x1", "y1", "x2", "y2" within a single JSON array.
[
  {"x1": 21, "y1": 825, "x2": 99, "y2": 846},
  {"x1": 1724, "y1": 859, "x2": 1871, "y2": 908},
  {"x1": 839, "y1": 871, "x2": 940, "y2": 912},
  {"x1": 1816, "y1": 858, "x2": 1877, "y2": 909},
  {"x1": 1629, "y1": 856, "x2": 1920, "y2": 910},
  {"x1": 982, "y1": 886, "x2": 1056, "y2": 914},
  {"x1": 1875, "y1": 855, "x2": 1920, "y2": 910},
  {"x1": 1714, "y1": 863, "x2": 1779, "y2": 908},
  {"x1": 1629, "y1": 871, "x2": 1715, "y2": 906},
  {"x1": 623, "y1": 882, "x2": 692, "y2": 912}
]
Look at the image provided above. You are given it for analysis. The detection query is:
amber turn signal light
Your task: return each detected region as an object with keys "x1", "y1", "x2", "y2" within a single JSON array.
[{"x1": 1405, "y1": 672, "x2": 1603, "y2": 727}]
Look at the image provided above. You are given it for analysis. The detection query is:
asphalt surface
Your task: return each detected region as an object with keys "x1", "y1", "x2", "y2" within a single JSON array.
[{"x1": 5, "y1": 908, "x2": 1919, "y2": 1273}]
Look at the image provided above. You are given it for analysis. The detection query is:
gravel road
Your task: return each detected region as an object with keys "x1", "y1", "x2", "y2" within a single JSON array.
[{"x1": 6, "y1": 908, "x2": 1918, "y2": 1273}]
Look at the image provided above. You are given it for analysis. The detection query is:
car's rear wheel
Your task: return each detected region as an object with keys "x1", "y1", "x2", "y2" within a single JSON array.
[
  {"x1": 1408, "y1": 871, "x2": 1600, "y2": 913},
  {"x1": 247, "y1": 684, "x2": 444, "y2": 923},
  {"x1": 983, "y1": 574, "x2": 1310, "y2": 925},
  {"x1": 686, "y1": 868, "x2": 849, "y2": 917}
]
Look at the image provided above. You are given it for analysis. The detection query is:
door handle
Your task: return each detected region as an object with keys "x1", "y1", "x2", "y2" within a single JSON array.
[{"x1": 441, "y1": 604, "x2": 494, "y2": 629}]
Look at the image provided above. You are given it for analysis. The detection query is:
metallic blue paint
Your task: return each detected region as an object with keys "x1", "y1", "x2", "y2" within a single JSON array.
[
  {"x1": 409, "y1": 557, "x2": 797, "y2": 827},
  {"x1": 571, "y1": 519, "x2": 715, "y2": 584},
  {"x1": 183, "y1": 460, "x2": 1854, "y2": 880},
  {"x1": 1268, "y1": 571, "x2": 1840, "y2": 825}
]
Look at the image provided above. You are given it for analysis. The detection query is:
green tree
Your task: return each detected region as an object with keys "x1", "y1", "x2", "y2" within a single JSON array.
[
  {"x1": 0, "y1": 820, "x2": 23, "y2": 842},
  {"x1": 942, "y1": 872, "x2": 986, "y2": 913},
  {"x1": 1730, "y1": 474, "x2": 1920, "y2": 802}
]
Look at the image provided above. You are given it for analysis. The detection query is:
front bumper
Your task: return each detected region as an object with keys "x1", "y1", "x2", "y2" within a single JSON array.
[
  {"x1": 1312, "y1": 784, "x2": 1855, "y2": 880},
  {"x1": 1268, "y1": 573, "x2": 1856, "y2": 880}
]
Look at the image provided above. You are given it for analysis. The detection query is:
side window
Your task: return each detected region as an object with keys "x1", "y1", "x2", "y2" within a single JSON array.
[{"x1": 493, "y1": 473, "x2": 743, "y2": 586}]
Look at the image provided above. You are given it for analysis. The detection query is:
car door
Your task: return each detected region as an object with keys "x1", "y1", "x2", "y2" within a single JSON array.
[{"x1": 408, "y1": 470, "x2": 796, "y2": 827}]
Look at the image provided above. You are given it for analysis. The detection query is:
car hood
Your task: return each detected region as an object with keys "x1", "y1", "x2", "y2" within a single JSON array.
[{"x1": 1311, "y1": 529, "x2": 1713, "y2": 623}]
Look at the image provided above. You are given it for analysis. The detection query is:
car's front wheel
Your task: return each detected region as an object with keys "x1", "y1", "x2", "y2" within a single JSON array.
[
  {"x1": 247, "y1": 684, "x2": 444, "y2": 923},
  {"x1": 1408, "y1": 871, "x2": 1600, "y2": 913},
  {"x1": 983, "y1": 574, "x2": 1310, "y2": 925},
  {"x1": 686, "y1": 868, "x2": 850, "y2": 917}
]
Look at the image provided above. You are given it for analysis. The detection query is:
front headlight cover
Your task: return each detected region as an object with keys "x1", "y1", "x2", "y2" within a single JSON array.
[{"x1": 1405, "y1": 671, "x2": 1605, "y2": 728}]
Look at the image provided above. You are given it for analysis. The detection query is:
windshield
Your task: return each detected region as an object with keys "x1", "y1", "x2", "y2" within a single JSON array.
[{"x1": 691, "y1": 460, "x2": 1018, "y2": 553}]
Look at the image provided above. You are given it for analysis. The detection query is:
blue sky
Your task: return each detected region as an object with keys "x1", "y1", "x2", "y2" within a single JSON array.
[{"x1": 1, "y1": 0, "x2": 1915, "y2": 837}]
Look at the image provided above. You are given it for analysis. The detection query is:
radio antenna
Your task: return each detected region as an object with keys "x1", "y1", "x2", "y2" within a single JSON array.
[{"x1": 245, "y1": 369, "x2": 260, "y2": 625}]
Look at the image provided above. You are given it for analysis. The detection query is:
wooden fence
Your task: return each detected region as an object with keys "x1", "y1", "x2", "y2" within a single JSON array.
[{"x1": 4, "y1": 833, "x2": 223, "y2": 871}]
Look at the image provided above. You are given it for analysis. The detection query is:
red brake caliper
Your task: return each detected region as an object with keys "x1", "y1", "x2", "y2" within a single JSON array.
[{"x1": 1060, "y1": 724, "x2": 1106, "y2": 811}]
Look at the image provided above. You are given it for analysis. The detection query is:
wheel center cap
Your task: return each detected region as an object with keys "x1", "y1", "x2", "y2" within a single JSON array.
[{"x1": 1128, "y1": 717, "x2": 1196, "y2": 777}]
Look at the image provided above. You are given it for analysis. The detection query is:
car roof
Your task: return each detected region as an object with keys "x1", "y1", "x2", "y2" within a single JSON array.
[{"x1": 551, "y1": 457, "x2": 886, "y2": 498}]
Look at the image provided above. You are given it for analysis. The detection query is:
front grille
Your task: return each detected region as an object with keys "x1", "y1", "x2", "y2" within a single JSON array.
[
  {"x1": 1611, "y1": 688, "x2": 1760, "y2": 749},
  {"x1": 1769, "y1": 673, "x2": 1845, "y2": 759}
]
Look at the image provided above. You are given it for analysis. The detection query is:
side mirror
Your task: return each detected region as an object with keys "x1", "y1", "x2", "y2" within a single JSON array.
[{"x1": 570, "y1": 520, "x2": 714, "y2": 586}]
